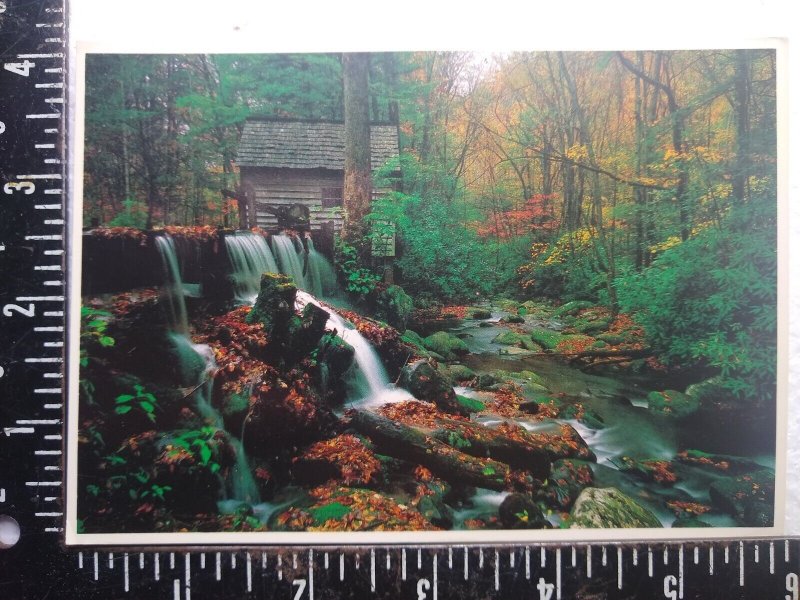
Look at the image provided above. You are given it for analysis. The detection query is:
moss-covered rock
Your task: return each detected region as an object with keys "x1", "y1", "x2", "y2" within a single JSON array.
[
  {"x1": 572, "y1": 318, "x2": 611, "y2": 335},
  {"x1": 647, "y1": 389, "x2": 699, "y2": 418},
  {"x1": 708, "y1": 469, "x2": 775, "y2": 526},
  {"x1": 374, "y1": 284, "x2": 414, "y2": 331},
  {"x1": 423, "y1": 331, "x2": 469, "y2": 361},
  {"x1": 398, "y1": 359, "x2": 469, "y2": 416},
  {"x1": 456, "y1": 394, "x2": 486, "y2": 413},
  {"x1": 597, "y1": 333, "x2": 625, "y2": 345},
  {"x1": 498, "y1": 493, "x2": 551, "y2": 529},
  {"x1": 446, "y1": 364, "x2": 476, "y2": 383},
  {"x1": 529, "y1": 328, "x2": 564, "y2": 350},
  {"x1": 471, "y1": 309, "x2": 492, "y2": 320},
  {"x1": 570, "y1": 487, "x2": 662, "y2": 528},
  {"x1": 685, "y1": 376, "x2": 728, "y2": 404},
  {"x1": 552, "y1": 300, "x2": 594, "y2": 318},
  {"x1": 537, "y1": 459, "x2": 595, "y2": 510},
  {"x1": 246, "y1": 272, "x2": 296, "y2": 332},
  {"x1": 500, "y1": 315, "x2": 525, "y2": 324}
]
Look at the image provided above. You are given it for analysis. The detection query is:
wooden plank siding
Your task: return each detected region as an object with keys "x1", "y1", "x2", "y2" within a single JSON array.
[{"x1": 242, "y1": 166, "x2": 390, "y2": 231}]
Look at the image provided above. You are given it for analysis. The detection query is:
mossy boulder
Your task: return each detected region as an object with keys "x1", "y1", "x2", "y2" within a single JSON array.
[
  {"x1": 570, "y1": 487, "x2": 662, "y2": 528},
  {"x1": 552, "y1": 300, "x2": 594, "y2": 318},
  {"x1": 398, "y1": 359, "x2": 468, "y2": 416},
  {"x1": 246, "y1": 272, "x2": 296, "y2": 332},
  {"x1": 708, "y1": 469, "x2": 775, "y2": 526},
  {"x1": 572, "y1": 318, "x2": 611, "y2": 335},
  {"x1": 685, "y1": 376, "x2": 728, "y2": 404},
  {"x1": 446, "y1": 364, "x2": 476, "y2": 383},
  {"x1": 456, "y1": 394, "x2": 486, "y2": 413},
  {"x1": 516, "y1": 370, "x2": 548, "y2": 388},
  {"x1": 423, "y1": 331, "x2": 469, "y2": 361},
  {"x1": 492, "y1": 330, "x2": 539, "y2": 350},
  {"x1": 498, "y1": 493, "x2": 551, "y2": 529},
  {"x1": 500, "y1": 315, "x2": 525, "y2": 324},
  {"x1": 537, "y1": 459, "x2": 595, "y2": 510},
  {"x1": 528, "y1": 328, "x2": 564, "y2": 350},
  {"x1": 597, "y1": 333, "x2": 625, "y2": 345},
  {"x1": 647, "y1": 389, "x2": 699, "y2": 418},
  {"x1": 374, "y1": 284, "x2": 414, "y2": 331},
  {"x1": 471, "y1": 309, "x2": 492, "y2": 320}
]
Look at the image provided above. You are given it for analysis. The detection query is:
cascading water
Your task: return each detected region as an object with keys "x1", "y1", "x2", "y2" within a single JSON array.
[
  {"x1": 271, "y1": 234, "x2": 309, "y2": 291},
  {"x1": 306, "y1": 237, "x2": 338, "y2": 299},
  {"x1": 225, "y1": 232, "x2": 280, "y2": 303},
  {"x1": 155, "y1": 235, "x2": 189, "y2": 334},
  {"x1": 295, "y1": 290, "x2": 412, "y2": 407},
  {"x1": 155, "y1": 235, "x2": 259, "y2": 504}
]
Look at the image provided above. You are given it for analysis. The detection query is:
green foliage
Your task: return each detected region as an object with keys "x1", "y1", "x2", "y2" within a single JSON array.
[
  {"x1": 170, "y1": 427, "x2": 223, "y2": 474},
  {"x1": 615, "y1": 199, "x2": 776, "y2": 401},
  {"x1": 80, "y1": 305, "x2": 114, "y2": 367},
  {"x1": 446, "y1": 431, "x2": 473, "y2": 450},
  {"x1": 107, "y1": 198, "x2": 148, "y2": 228},
  {"x1": 335, "y1": 238, "x2": 381, "y2": 296},
  {"x1": 309, "y1": 501, "x2": 351, "y2": 523},
  {"x1": 114, "y1": 384, "x2": 159, "y2": 422}
]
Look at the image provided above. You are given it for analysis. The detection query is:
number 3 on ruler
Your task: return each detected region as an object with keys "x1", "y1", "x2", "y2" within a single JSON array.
[{"x1": 787, "y1": 572, "x2": 799, "y2": 600}]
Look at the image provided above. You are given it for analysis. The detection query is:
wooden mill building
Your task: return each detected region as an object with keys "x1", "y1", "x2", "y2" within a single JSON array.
[{"x1": 236, "y1": 118, "x2": 400, "y2": 231}]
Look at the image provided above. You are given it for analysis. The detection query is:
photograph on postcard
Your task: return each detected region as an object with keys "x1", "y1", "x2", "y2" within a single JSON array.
[{"x1": 69, "y1": 50, "x2": 780, "y2": 541}]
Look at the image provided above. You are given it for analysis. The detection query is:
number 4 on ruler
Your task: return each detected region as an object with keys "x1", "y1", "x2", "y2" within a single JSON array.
[{"x1": 536, "y1": 577, "x2": 555, "y2": 600}]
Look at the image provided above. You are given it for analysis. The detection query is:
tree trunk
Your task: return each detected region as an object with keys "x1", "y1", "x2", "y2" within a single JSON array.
[
  {"x1": 351, "y1": 410, "x2": 513, "y2": 491},
  {"x1": 342, "y1": 53, "x2": 372, "y2": 252},
  {"x1": 732, "y1": 49, "x2": 751, "y2": 203}
]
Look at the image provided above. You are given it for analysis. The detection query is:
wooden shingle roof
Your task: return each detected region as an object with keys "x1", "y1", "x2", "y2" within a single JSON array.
[{"x1": 237, "y1": 119, "x2": 399, "y2": 171}]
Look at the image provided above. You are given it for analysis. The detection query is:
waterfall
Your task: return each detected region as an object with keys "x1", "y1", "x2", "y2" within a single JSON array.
[
  {"x1": 225, "y1": 232, "x2": 280, "y2": 303},
  {"x1": 271, "y1": 234, "x2": 310, "y2": 291},
  {"x1": 155, "y1": 235, "x2": 189, "y2": 334},
  {"x1": 156, "y1": 234, "x2": 259, "y2": 504},
  {"x1": 295, "y1": 290, "x2": 412, "y2": 407},
  {"x1": 307, "y1": 238, "x2": 338, "y2": 299},
  {"x1": 169, "y1": 333, "x2": 260, "y2": 504}
]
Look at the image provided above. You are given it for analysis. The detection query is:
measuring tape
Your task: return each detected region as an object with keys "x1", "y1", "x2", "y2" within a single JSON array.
[{"x1": 1, "y1": 1, "x2": 797, "y2": 598}]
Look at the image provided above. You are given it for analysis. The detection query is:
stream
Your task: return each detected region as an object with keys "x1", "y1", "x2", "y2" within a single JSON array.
[{"x1": 444, "y1": 309, "x2": 774, "y2": 528}]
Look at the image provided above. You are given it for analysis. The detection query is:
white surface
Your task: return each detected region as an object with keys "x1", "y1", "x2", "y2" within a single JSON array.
[{"x1": 67, "y1": 0, "x2": 799, "y2": 537}]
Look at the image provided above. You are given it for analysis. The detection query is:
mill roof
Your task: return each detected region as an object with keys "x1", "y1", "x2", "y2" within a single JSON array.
[{"x1": 237, "y1": 118, "x2": 399, "y2": 171}]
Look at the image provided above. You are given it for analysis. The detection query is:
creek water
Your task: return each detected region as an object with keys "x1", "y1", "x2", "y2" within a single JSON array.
[{"x1": 449, "y1": 311, "x2": 773, "y2": 527}]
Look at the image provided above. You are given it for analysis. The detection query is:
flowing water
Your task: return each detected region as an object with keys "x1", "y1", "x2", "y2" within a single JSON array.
[
  {"x1": 271, "y1": 234, "x2": 310, "y2": 291},
  {"x1": 450, "y1": 312, "x2": 773, "y2": 527},
  {"x1": 156, "y1": 235, "x2": 260, "y2": 505},
  {"x1": 295, "y1": 290, "x2": 413, "y2": 408},
  {"x1": 225, "y1": 232, "x2": 280, "y2": 303}
]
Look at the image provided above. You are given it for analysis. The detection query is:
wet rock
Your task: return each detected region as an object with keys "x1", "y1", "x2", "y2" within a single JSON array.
[
  {"x1": 518, "y1": 400, "x2": 540, "y2": 414},
  {"x1": 675, "y1": 449, "x2": 764, "y2": 475},
  {"x1": 570, "y1": 487, "x2": 662, "y2": 528},
  {"x1": 647, "y1": 389, "x2": 699, "y2": 418},
  {"x1": 244, "y1": 376, "x2": 338, "y2": 460},
  {"x1": 557, "y1": 404, "x2": 606, "y2": 430},
  {"x1": 492, "y1": 331, "x2": 541, "y2": 351},
  {"x1": 422, "y1": 331, "x2": 469, "y2": 361},
  {"x1": 445, "y1": 364, "x2": 476, "y2": 384},
  {"x1": 500, "y1": 315, "x2": 525, "y2": 324},
  {"x1": 316, "y1": 332, "x2": 355, "y2": 404},
  {"x1": 478, "y1": 322, "x2": 493, "y2": 328},
  {"x1": 246, "y1": 272, "x2": 296, "y2": 333},
  {"x1": 471, "y1": 309, "x2": 492, "y2": 320},
  {"x1": 537, "y1": 459, "x2": 595, "y2": 510},
  {"x1": 672, "y1": 516, "x2": 712, "y2": 528},
  {"x1": 475, "y1": 373, "x2": 499, "y2": 390},
  {"x1": 374, "y1": 284, "x2": 414, "y2": 331},
  {"x1": 498, "y1": 493, "x2": 550, "y2": 529},
  {"x1": 610, "y1": 456, "x2": 678, "y2": 485},
  {"x1": 597, "y1": 333, "x2": 625, "y2": 345},
  {"x1": 398, "y1": 360, "x2": 467, "y2": 416},
  {"x1": 417, "y1": 492, "x2": 454, "y2": 529},
  {"x1": 552, "y1": 300, "x2": 594, "y2": 318},
  {"x1": 708, "y1": 469, "x2": 775, "y2": 526}
]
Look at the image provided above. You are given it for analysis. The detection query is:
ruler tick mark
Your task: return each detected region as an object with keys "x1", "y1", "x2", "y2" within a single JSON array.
[
  {"x1": 185, "y1": 554, "x2": 192, "y2": 600},
  {"x1": 124, "y1": 553, "x2": 129, "y2": 592},
  {"x1": 647, "y1": 547, "x2": 653, "y2": 578},
  {"x1": 587, "y1": 546, "x2": 592, "y2": 578},
  {"x1": 155, "y1": 553, "x2": 160, "y2": 581},
  {"x1": 464, "y1": 546, "x2": 469, "y2": 580},
  {"x1": 94, "y1": 552, "x2": 99, "y2": 581},
  {"x1": 494, "y1": 550, "x2": 499, "y2": 591},
  {"x1": 370, "y1": 549, "x2": 375, "y2": 592},
  {"x1": 339, "y1": 553, "x2": 344, "y2": 581},
  {"x1": 525, "y1": 546, "x2": 530, "y2": 579},
  {"x1": 617, "y1": 547, "x2": 623, "y2": 590},
  {"x1": 739, "y1": 541, "x2": 744, "y2": 587},
  {"x1": 541, "y1": 546, "x2": 546, "y2": 567},
  {"x1": 709, "y1": 547, "x2": 714, "y2": 575},
  {"x1": 770, "y1": 542, "x2": 775, "y2": 574},
  {"x1": 215, "y1": 553, "x2": 220, "y2": 581}
]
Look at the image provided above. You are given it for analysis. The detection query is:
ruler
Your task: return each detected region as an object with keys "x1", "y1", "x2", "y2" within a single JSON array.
[{"x1": 1, "y1": 1, "x2": 798, "y2": 598}]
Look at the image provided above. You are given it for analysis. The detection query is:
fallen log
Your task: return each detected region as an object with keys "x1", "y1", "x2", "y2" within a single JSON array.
[
  {"x1": 351, "y1": 410, "x2": 515, "y2": 491},
  {"x1": 427, "y1": 418, "x2": 551, "y2": 479}
]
